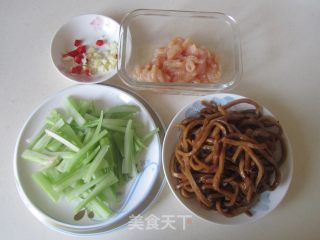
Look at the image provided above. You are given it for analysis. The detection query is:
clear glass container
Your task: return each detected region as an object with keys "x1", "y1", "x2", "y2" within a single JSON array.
[{"x1": 118, "y1": 9, "x2": 242, "y2": 94}]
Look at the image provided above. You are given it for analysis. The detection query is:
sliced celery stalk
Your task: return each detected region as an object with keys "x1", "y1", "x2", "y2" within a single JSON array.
[
  {"x1": 122, "y1": 120, "x2": 133, "y2": 174},
  {"x1": 74, "y1": 179, "x2": 111, "y2": 214},
  {"x1": 65, "y1": 130, "x2": 108, "y2": 172},
  {"x1": 32, "y1": 119, "x2": 64, "y2": 151},
  {"x1": 67, "y1": 172, "x2": 117, "y2": 200},
  {"x1": 142, "y1": 128, "x2": 160, "y2": 143},
  {"x1": 45, "y1": 129, "x2": 80, "y2": 152},
  {"x1": 104, "y1": 105, "x2": 139, "y2": 115},
  {"x1": 113, "y1": 132, "x2": 124, "y2": 157},
  {"x1": 32, "y1": 172, "x2": 59, "y2": 202},
  {"x1": 53, "y1": 166, "x2": 88, "y2": 192},
  {"x1": 64, "y1": 97, "x2": 86, "y2": 126},
  {"x1": 83, "y1": 145, "x2": 109, "y2": 183},
  {"x1": 22, "y1": 149, "x2": 58, "y2": 165},
  {"x1": 82, "y1": 145, "x2": 100, "y2": 165},
  {"x1": 88, "y1": 197, "x2": 112, "y2": 219}
]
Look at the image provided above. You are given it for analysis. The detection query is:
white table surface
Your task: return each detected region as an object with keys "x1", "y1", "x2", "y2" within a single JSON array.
[{"x1": 1, "y1": 0, "x2": 320, "y2": 239}]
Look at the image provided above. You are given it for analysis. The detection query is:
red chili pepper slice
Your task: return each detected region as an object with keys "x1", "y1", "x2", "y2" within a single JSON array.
[
  {"x1": 74, "y1": 55, "x2": 83, "y2": 64},
  {"x1": 76, "y1": 45, "x2": 86, "y2": 54},
  {"x1": 74, "y1": 39, "x2": 82, "y2": 47},
  {"x1": 96, "y1": 40, "x2": 104, "y2": 46},
  {"x1": 63, "y1": 49, "x2": 79, "y2": 58},
  {"x1": 70, "y1": 66, "x2": 83, "y2": 74}
]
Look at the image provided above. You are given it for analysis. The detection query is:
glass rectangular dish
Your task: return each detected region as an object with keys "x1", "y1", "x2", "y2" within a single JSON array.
[{"x1": 118, "y1": 9, "x2": 242, "y2": 94}]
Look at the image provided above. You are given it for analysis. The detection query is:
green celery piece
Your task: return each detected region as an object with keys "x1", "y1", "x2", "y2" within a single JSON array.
[
  {"x1": 84, "y1": 113, "x2": 98, "y2": 121},
  {"x1": 45, "y1": 109, "x2": 64, "y2": 126},
  {"x1": 67, "y1": 172, "x2": 118, "y2": 200},
  {"x1": 43, "y1": 167, "x2": 61, "y2": 182},
  {"x1": 93, "y1": 111, "x2": 104, "y2": 138},
  {"x1": 103, "y1": 119, "x2": 129, "y2": 127},
  {"x1": 64, "y1": 97, "x2": 86, "y2": 126},
  {"x1": 112, "y1": 132, "x2": 124, "y2": 157},
  {"x1": 142, "y1": 128, "x2": 160, "y2": 143},
  {"x1": 53, "y1": 166, "x2": 88, "y2": 192},
  {"x1": 46, "y1": 139, "x2": 64, "y2": 152},
  {"x1": 81, "y1": 120, "x2": 99, "y2": 129},
  {"x1": 83, "y1": 128, "x2": 94, "y2": 145},
  {"x1": 22, "y1": 149, "x2": 58, "y2": 165},
  {"x1": 32, "y1": 119, "x2": 64, "y2": 151},
  {"x1": 83, "y1": 145, "x2": 109, "y2": 183},
  {"x1": 87, "y1": 196, "x2": 112, "y2": 219},
  {"x1": 32, "y1": 171, "x2": 60, "y2": 202},
  {"x1": 101, "y1": 124, "x2": 126, "y2": 133},
  {"x1": 73, "y1": 178, "x2": 111, "y2": 214},
  {"x1": 133, "y1": 134, "x2": 146, "y2": 152},
  {"x1": 27, "y1": 123, "x2": 49, "y2": 149},
  {"x1": 122, "y1": 120, "x2": 133, "y2": 174},
  {"x1": 60, "y1": 124, "x2": 83, "y2": 147},
  {"x1": 101, "y1": 187, "x2": 118, "y2": 204},
  {"x1": 78, "y1": 99, "x2": 93, "y2": 116},
  {"x1": 82, "y1": 145, "x2": 100, "y2": 165},
  {"x1": 104, "y1": 105, "x2": 139, "y2": 115},
  {"x1": 100, "y1": 137, "x2": 114, "y2": 169},
  {"x1": 45, "y1": 129, "x2": 80, "y2": 152},
  {"x1": 65, "y1": 130, "x2": 108, "y2": 172}
]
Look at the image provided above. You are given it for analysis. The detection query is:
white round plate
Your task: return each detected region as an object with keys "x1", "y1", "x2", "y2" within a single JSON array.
[
  {"x1": 14, "y1": 84, "x2": 165, "y2": 234},
  {"x1": 162, "y1": 93, "x2": 293, "y2": 225},
  {"x1": 51, "y1": 14, "x2": 119, "y2": 84}
]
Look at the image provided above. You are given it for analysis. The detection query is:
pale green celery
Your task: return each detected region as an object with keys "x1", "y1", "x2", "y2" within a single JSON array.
[
  {"x1": 83, "y1": 128, "x2": 94, "y2": 144},
  {"x1": 100, "y1": 137, "x2": 114, "y2": 169},
  {"x1": 45, "y1": 129, "x2": 80, "y2": 152},
  {"x1": 22, "y1": 149, "x2": 58, "y2": 165},
  {"x1": 64, "y1": 97, "x2": 86, "y2": 126},
  {"x1": 112, "y1": 132, "x2": 124, "y2": 157},
  {"x1": 122, "y1": 120, "x2": 133, "y2": 174},
  {"x1": 84, "y1": 113, "x2": 98, "y2": 121},
  {"x1": 74, "y1": 179, "x2": 111, "y2": 214},
  {"x1": 60, "y1": 124, "x2": 83, "y2": 147},
  {"x1": 45, "y1": 109, "x2": 64, "y2": 126},
  {"x1": 81, "y1": 120, "x2": 99, "y2": 129},
  {"x1": 93, "y1": 111, "x2": 104, "y2": 138},
  {"x1": 78, "y1": 99, "x2": 92, "y2": 115},
  {"x1": 101, "y1": 187, "x2": 118, "y2": 203},
  {"x1": 32, "y1": 119, "x2": 64, "y2": 151},
  {"x1": 82, "y1": 145, "x2": 100, "y2": 165},
  {"x1": 101, "y1": 124, "x2": 126, "y2": 133},
  {"x1": 43, "y1": 167, "x2": 61, "y2": 182},
  {"x1": 83, "y1": 145, "x2": 109, "y2": 183},
  {"x1": 65, "y1": 130, "x2": 108, "y2": 172},
  {"x1": 32, "y1": 172, "x2": 60, "y2": 202},
  {"x1": 67, "y1": 172, "x2": 117, "y2": 200},
  {"x1": 53, "y1": 166, "x2": 88, "y2": 192},
  {"x1": 142, "y1": 128, "x2": 160, "y2": 143},
  {"x1": 87, "y1": 197, "x2": 112, "y2": 219},
  {"x1": 46, "y1": 139, "x2": 63, "y2": 152},
  {"x1": 104, "y1": 105, "x2": 139, "y2": 114},
  {"x1": 133, "y1": 135, "x2": 146, "y2": 152},
  {"x1": 27, "y1": 123, "x2": 49, "y2": 149}
]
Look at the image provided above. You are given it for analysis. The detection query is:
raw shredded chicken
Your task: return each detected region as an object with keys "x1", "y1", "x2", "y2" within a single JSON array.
[{"x1": 134, "y1": 37, "x2": 221, "y2": 83}]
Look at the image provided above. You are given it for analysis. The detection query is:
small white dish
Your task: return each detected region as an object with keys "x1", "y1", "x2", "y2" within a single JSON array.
[
  {"x1": 14, "y1": 84, "x2": 164, "y2": 234},
  {"x1": 162, "y1": 93, "x2": 293, "y2": 225},
  {"x1": 51, "y1": 14, "x2": 120, "y2": 84}
]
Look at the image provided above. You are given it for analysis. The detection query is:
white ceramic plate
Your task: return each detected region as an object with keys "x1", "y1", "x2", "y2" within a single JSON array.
[
  {"x1": 51, "y1": 14, "x2": 119, "y2": 84},
  {"x1": 14, "y1": 84, "x2": 165, "y2": 234},
  {"x1": 162, "y1": 93, "x2": 293, "y2": 225}
]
